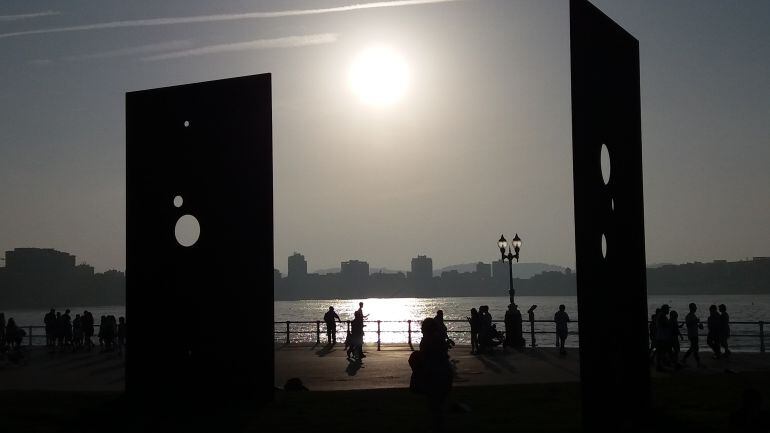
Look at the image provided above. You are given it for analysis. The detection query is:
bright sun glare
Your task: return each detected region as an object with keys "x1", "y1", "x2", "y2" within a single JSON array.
[{"x1": 348, "y1": 46, "x2": 410, "y2": 107}]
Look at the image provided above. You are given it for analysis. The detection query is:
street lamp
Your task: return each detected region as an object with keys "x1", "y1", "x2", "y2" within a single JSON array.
[{"x1": 497, "y1": 233, "x2": 522, "y2": 305}]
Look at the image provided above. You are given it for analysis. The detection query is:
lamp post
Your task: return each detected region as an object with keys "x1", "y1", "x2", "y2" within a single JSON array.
[{"x1": 497, "y1": 234, "x2": 522, "y2": 305}]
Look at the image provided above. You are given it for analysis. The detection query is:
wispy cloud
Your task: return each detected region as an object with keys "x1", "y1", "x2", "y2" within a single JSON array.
[
  {"x1": 0, "y1": 10, "x2": 59, "y2": 22},
  {"x1": 143, "y1": 34, "x2": 338, "y2": 61},
  {"x1": 66, "y1": 40, "x2": 194, "y2": 61},
  {"x1": 0, "y1": 0, "x2": 463, "y2": 40}
]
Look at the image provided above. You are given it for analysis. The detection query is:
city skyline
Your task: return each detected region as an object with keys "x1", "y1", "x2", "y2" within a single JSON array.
[{"x1": 1, "y1": 1, "x2": 769, "y2": 272}]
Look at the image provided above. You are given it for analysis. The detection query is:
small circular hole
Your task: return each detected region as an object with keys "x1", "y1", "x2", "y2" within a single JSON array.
[
  {"x1": 175, "y1": 214, "x2": 200, "y2": 247},
  {"x1": 611, "y1": 198, "x2": 615, "y2": 211},
  {"x1": 173, "y1": 195, "x2": 183, "y2": 208},
  {"x1": 601, "y1": 233, "x2": 607, "y2": 259},
  {"x1": 183, "y1": 120, "x2": 190, "y2": 127},
  {"x1": 601, "y1": 143, "x2": 611, "y2": 185}
]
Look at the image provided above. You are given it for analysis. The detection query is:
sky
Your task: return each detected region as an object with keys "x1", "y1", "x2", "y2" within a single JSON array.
[{"x1": 0, "y1": 0, "x2": 768, "y2": 274}]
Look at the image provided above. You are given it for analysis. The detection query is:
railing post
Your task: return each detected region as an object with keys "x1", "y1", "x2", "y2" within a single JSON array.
[
  {"x1": 407, "y1": 320, "x2": 412, "y2": 349},
  {"x1": 377, "y1": 320, "x2": 381, "y2": 351},
  {"x1": 28, "y1": 326, "x2": 33, "y2": 346},
  {"x1": 285, "y1": 321, "x2": 290, "y2": 344},
  {"x1": 316, "y1": 321, "x2": 321, "y2": 344},
  {"x1": 760, "y1": 321, "x2": 765, "y2": 353}
]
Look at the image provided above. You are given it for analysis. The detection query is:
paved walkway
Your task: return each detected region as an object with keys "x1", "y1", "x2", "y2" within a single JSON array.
[
  {"x1": 275, "y1": 343, "x2": 770, "y2": 391},
  {"x1": 2, "y1": 344, "x2": 768, "y2": 392}
]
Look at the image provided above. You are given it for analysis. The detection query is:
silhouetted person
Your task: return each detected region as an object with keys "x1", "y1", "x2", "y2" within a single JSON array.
[
  {"x1": 670, "y1": 310, "x2": 683, "y2": 363},
  {"x1": 82, "y1": 310, "x2": 94, "y2": 350},
  {"x1": 98, "y1": 315, "x2": 106, "y2": 348},
  {"x1": 0, "y1": 313, "x2": 5, "y2": 348},
  {"x1": 62, "y1": 309, "x2": 73, "y2": 349},
  {"x1": 527, "y1": 304, "x2": 537, "y2": 347},
  {"x1": 349, "y1": 303, "x2": 367, "y2": 361},
  {"x1": 54, "y1": 312, "x2": 64, "y2": 349},
  {"x1": 682, "y1": 303, "x2": 704, "y2": 368},
  {"x1": 434, "y1": 310, "x2": 455, "y2": 349},
  {"x1": 409, "y1": 317, "x2": 453, "y2": 433},
  {"x1": 118, "y1": 316, "x2": 126, "y2": 355},
  {"x1": 655, "y1": 304, "x2": 673, "y2": 371},
  {"x1": 719, "y1": 304, "x2": 731, "y2": 358},
  {"x1": 6, "y1": 318, "x2": 25, "y2": 350},
  {"x1": 729, "y1": 388, "x2": 769, "y2": 433},
  {"x1": 504, "y1": 304, "x2": 525, "y2": 349},
  {"x1": 323, "y1": 306, "x2": 341, "y2": 344},
  {"x1": 466, "y1": 308, "x2": 480, "y2": 354},
  {"x1": 44, "y1": 308, "x2": 56, "y2": 348},
  {"x1": 72, "y1": 314, "x2": 83, "y2": 351},
  {"x1": 477, "y1": 305, "x2": 500, "y2": 353},
  {"x1": 554, "y1": 304, "x2": 570, "y2": 355},
  {"x1": 707, "y1": 304, "x2": 722, "y2": 359},
  {"x1": 648, "y1": 309, "x2": 660, "y2": 364}
]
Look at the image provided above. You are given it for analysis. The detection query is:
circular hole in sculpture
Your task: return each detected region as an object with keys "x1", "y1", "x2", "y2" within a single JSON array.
[
  {"x1": 184, "y1": 120, "x2": 190, "y2": 127},
  {"x1": 175, "y1": 214, "x2": 200, "y2": 247},
  {"x1": 601, "y1": 143, "x2": 611, "y2": 185},
  {"x1": 601, "y1": 233, "x2": 607, "y2": 259},
  {"x1": 173, "y1": 195, "x2": 183, "y2": 208}
]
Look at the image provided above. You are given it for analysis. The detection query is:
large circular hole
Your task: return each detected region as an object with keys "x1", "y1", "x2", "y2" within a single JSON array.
[
  {"x1": 601, "y1": 143, "x2": 611, "y2": 185},
  {"x1": 183, "y1": 120, "x2": 190, "y2": 128},
  {"x1": 175, "y1": 214, "x2": 200, "y2": 247},
  {"x1": 601, "y1": 233, "x2": 607, "y2": 259}
]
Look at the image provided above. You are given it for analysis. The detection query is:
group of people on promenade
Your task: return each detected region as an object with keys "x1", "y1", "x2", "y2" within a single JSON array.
[
  {"x1": 43, "y1": 308, "x2": 126, "y2": 354},
  {"x1": 466, "y1": 304, "x2": 571, "y2": 355},
  {"x1": 0, "y1": 313, "x2": 26, "y2": 351},
  {"x1": 322, "y1": 302, "x2": 369, "y2": 362},
  {"x1": 649, "y1": 302, "x2": 731, "y2": 371},
  {"x1": 0, "y1": 309, "x2": 126, "y2": 356}
]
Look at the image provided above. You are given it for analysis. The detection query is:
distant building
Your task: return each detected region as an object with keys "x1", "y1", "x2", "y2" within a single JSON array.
[
  {"x1": 492, "y1": 259, "x2": 508, "y2": 279},
  {"x1": 409, "y1": 255, "x2": 433, "y2": 280},
  {"x1": 4, "y1": 248, "x2": 76, "y2": 274},
  {"x1": 341, "y1": 260, "x2": 369, "y2": 281},
  {"x1": 287, "y1": 252, "x2": 307, "y2": 279},
  {"x1": 75, "y1": 263, "x2": 95, "y2": 278},
  {"x1": 475, "y1": 262, "x2": 491, "y2": 279}
]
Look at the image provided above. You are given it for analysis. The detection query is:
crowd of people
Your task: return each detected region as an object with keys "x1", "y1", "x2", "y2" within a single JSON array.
[
  {"x1": 649, "y1": 302, "x2": 731, "y2": 371},
  {"x1": 0, "y1": 309, "x2": 125, "y2": 356}
]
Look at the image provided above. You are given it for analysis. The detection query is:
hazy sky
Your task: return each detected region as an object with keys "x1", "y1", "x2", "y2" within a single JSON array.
[{"x1": 0, "y1": 0, "x2": 768, "y2": 273}]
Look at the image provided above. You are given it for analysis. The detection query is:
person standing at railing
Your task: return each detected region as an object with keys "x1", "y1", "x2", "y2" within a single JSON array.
[
  {"x1": 682, "y1": 303, "x2": 704, "y2": 368},
  {"x1": 0, "y1": 313, "x2": 5, "y2": 348},
  {"x1": 5, "y1": 318, "x2": 25, "y2": 350},
  {"x1": 719, "y1": 304, "x2": 732, "y2": 358},
  {"x1": 554, "y1": 304, "x2": 570, "y2": 356},
  {"x1": 323, "y1": 306, "x2": 341, "y2": 345},
  {"x1": 670, "y1": 310, "x2": 683, "y2": 364},
  {"x1": 434, "y1": 310, "x2": 455, "y2": 350},
  {"x1": 707, "y1": 304, "x2": 722, "y2": 359},
  {"x1": 82, "y1": 310, "x2": 94, "y2": 351},
  {"x1": 466, "y1": 308, "x2": 480, "y2": 355},
  {"x1": 44, "y1": 308, "x2": 56, "y2": 348}
]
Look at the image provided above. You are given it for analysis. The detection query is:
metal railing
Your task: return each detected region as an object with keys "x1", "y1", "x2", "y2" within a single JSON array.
[{"x1": 273, "y1": 319, "x2": 768, "y2": 353}]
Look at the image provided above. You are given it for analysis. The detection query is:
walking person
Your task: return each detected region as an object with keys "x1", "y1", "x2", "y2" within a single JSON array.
[
  {"x1": 648, "y1": 309, "x2": 659, "y2": 365},
  {"x1": 554, "y1": 304, "x2": 570, "y2": 356},
  {"x1": 323, "y1": 306, "x2": 341, "y2": 345},
  {"x1": 82, "y1": 310, "x2": 94, "y2": 350},
  {"x1": 408, "y1": 317, "x2": 453, "y2": 433},
  {"x1": 707, "y1": 305, "x2": 722, "y2": 359},
  {"x1": 706, "y1": 304, "x2": 722, "y2": 359},
  {"x1": 655, "y1": 304, "x2": 673, "y2": 371},
  {"x1": 682, "y1": 303, "x2": 704, "y2": 368},
  {"x1": 466, "y1": 308, "x2": 480, "y2": 354},
  {"x1": 117, "y1": 316, "x2": 127, "y2": 355},
  {"x1": 670, "y1": 310, "x2": 683, "y2": 364},
  {"x1": 719, "y1": 304, "x2": 731, "y2": 358},
  {"x1": 349, "y1": 302, "x2": 367, "y2": 361}
]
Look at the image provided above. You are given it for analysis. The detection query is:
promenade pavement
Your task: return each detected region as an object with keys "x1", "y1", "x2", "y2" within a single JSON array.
[{"x1": 2, "y1": 344, "x2": 769, "y2": 392}]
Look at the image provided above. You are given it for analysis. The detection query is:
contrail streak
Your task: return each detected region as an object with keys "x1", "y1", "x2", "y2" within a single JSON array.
[
  {"x1": 142, "y1": 34, "x2": 338, "y2": 61},
  {"x1": 0, "y1": 0, "x2": 463, "y2": 40},
  {"x1": 0, "y1": 10, "x2": 59, "y2": 21}
]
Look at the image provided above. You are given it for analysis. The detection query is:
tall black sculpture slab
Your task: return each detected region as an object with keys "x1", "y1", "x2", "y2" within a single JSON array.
[
  {"x1": 570, "y1": 0, "x2": 650, "y2": 429},
  {"x1": 126, "y1": 74, "x2": 273, "y2": 404}
]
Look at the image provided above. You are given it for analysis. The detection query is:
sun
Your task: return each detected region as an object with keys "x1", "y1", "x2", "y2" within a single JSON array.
[{"x1": 348, "y1": 46, "x2": 410, "y2": 107}]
